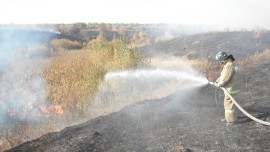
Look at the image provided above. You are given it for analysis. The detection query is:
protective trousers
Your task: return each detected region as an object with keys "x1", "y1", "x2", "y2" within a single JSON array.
[{"x1": 224, "y1": 92, "x2": 237, "y2": 123}]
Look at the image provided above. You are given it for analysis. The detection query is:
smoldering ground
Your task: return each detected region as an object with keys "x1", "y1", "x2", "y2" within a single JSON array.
[{"x1": 7, "y1": 60, "x2": 270, "y2": 152}]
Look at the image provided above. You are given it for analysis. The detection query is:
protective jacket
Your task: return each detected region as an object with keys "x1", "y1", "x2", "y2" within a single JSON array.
[{"x1": 216, "y1": 58, "x2": 239, "y2": 94}]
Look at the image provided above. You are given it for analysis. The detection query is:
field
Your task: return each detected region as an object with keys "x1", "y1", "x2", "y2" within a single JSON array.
[
  {"x1": 7, "y1": 55, "x2": 270, "y2": 152},
  {"x1": 0, "y1": 32, "x2": 144, "y2": 151},
  {"x1": 2, "y1": 29, "x2": 270, "y2": 151}
]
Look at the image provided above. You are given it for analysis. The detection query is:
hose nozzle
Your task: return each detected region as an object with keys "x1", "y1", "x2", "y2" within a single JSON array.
[{"x1": 208, "y1": 81, "x2": 217, "y2": 86}]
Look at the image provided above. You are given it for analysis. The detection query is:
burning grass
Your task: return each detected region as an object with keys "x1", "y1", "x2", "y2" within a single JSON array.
[
  {"x1": 3, "y1": 34, "x2": 269, "y2": 151},
  {"x1": 0, "y1": 37, "x2": 144, "y2": 151}
]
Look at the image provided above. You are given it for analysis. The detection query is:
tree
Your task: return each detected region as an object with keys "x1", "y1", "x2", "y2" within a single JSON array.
[
  {"x1": 57, "y1": 24, "x2": 66, "y2": 34},
  {"x1": 253, "y1": 29, "x2": 263, "y2": 46},
  {"x1": 138, "y1": 31, "x2": 146, "y2": 39},
  {"x1": 96, "y1": 32, "x2": 107, "y2": 42},
  {"x1": 131, "y1": 33, "x2": 138, "y2": 44},
  {"x1": 117, "y1": 26, "x2": 128, "y2": 36},
  {"x1": 98, "y1": 23, "x2": 107, "y2": 32},
  {"x1": 75, "y1": 23, "x2": 87, "y2": 30},
  {"x1": 106, "y1": 25, "x2": 112, "y2": 31}
]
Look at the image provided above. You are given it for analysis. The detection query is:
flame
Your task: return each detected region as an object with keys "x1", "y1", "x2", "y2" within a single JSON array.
[
  {"x1": 7, "y1": 104, "x2": 63, "y2": 118},
  {"x1": 7, "y1": 108, "x2": 16, "y2": 116},
  {"x1": 39, "y1": 105, "x2": 63, "y2": 115}
]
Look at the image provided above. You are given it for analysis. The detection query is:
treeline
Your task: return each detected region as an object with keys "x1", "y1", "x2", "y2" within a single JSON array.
[
  {"x1": 56, "y1": 23, "x2": 158, "y2": 45},
  {"x1": 1, "y1": 23, "x2": 194, "y2": 46}
]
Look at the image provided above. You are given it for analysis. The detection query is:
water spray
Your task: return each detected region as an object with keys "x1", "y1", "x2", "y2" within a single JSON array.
[
  {"x1": 105, "y1": 69, "x2": 209, "y2": 85},
  {"x1": 208, "y1": 81, "x2": 217, "y2": 86},
  {"x1": 89, "y1": 68, "x2": 209, "y2": 118}
]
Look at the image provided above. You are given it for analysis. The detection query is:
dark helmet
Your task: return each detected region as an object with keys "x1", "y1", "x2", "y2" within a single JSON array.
[{"x1": 216, "y1": 52, "x2": 228, "y2": 63}]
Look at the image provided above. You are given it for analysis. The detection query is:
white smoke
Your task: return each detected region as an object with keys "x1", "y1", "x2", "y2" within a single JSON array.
[
  {"x1": 0, "y1": 37, "x2": 51, "y2": 125},
  {"x1": 0, "y1": 58, "x2": 48, "y2": 123}
]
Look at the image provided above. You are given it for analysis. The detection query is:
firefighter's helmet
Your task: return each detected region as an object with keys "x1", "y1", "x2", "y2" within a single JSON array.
[{"x1": 216, "y1": 52, "x2": 228, "y2": 63}]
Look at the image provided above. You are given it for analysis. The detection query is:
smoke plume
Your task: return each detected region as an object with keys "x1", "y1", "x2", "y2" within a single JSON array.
[{"x1": 0, "y1": 30, "x2": 53, "y2": 126}]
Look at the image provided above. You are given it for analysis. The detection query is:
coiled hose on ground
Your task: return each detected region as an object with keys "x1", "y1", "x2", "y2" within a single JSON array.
[{"x1": 209, "y1": 82, "x2": 270, "y2": 126}]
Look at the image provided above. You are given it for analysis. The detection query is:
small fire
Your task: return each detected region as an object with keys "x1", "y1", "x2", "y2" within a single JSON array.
[
  {"x1": 39, "y1": 105, "x2": 63, "y2": 115},
  {"x1": 23, "y1": 102, "x2": 33, "y2": 113},
  {"x1": 7, "y1": 108, "x2": 16, "y2": 116},
  {"x1": 7, "y1": 104, "x2": 63, "y2": 118}
]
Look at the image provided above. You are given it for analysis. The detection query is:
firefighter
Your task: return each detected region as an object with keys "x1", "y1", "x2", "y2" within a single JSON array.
[{"x1": 215, "y1": 52, "x2": 240, "y2": 125}]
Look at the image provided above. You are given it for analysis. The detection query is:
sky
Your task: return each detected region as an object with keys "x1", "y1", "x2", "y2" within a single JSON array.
[{"x1": 1, "y1": 0, "x2": 270, "y2": 29}]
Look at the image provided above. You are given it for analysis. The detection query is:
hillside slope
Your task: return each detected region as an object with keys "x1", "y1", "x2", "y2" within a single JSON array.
[
  {"x1": 143, "y1": 31, "x2": 270, "y2": 59},
  {"x1": 7, "y1": 60, "x2": 270, "y2": 152}
]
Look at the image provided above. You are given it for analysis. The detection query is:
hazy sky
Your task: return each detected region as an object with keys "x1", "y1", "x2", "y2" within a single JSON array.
[{"x1": 1, "y1": 0, "x2": 270, "y2": 29}]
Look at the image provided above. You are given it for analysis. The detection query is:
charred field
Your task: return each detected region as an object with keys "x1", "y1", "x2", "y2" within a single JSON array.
[
  {"x1": 5, "y1": 31, "x2": 270, "y2": 152},
  {"x1": 6, "y1": 64, "x2": 270, "y2": 152},
  {"x1": 142, "y1": 31, "x2": 270, "y2": 59}
]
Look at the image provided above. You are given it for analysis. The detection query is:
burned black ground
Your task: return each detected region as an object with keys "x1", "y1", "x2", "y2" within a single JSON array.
[
  {"x1": 6, "y1": 32, "x2": 270, "y2": 152},
  {"x1": 7, "y1": 61, "x2": 270, "y2": 152},
  {"x1": 143, "y1": 31, "x2": 270, "y2": 59}
]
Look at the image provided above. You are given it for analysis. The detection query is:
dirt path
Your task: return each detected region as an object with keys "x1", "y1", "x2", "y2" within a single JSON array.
[{"x1": 6, "y1": 84, "x2": 270, "y2": 152}]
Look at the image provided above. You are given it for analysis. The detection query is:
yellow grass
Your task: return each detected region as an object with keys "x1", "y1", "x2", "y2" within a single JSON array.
[
  {"x1": 0, "y1": 37, "x2": 144, "y2": 151},
  {"x1": 50, "y1": 38, "x2": 81, "y2": 53},
  {"x1": 44, "y1": 38, "x2": 143, "y2": 116},
  {"x1": 236, "y1": 49, "x2": 270, "y2": 69},
  {"x1": 185, "y1": 49, "x2": 270, "y2": 81}
]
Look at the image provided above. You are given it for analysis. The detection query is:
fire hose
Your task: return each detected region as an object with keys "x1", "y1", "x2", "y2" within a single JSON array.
[{"x1": 209, "y1": 82, "x2": 270, "y2": 126}]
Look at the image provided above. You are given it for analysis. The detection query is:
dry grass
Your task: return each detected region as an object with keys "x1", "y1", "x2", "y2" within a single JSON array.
[
  {"x1": 44, "y1": 38, "x2": 143, "y2": 115},
  {"x1": 0, "y1": 37, "x2": 144, "y2": 151},
  {"x1": 0, "y1": 116, "x2": 84, "y2": 151},
  {"x1": 236, "y1": 49, "x2": 270, "y2": 70},
  {"x1": 184, "y1": 57, "x2": 219, "y2": 82},
  {"x1": 3, "y1": 38, "x2": 269, "y2": 151},
  {"x1": 167, "y1": 146, "x2": 188, "y2": 152},
  {"x1": 185, "y1": 49, "x2": 270, "y2": 81},
  {"x1": 50, "y1": 38, "x2": 81, "y2": 53}
]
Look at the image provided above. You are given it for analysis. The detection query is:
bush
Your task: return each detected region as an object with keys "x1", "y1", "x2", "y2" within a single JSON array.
[
  {"x1": 90, "y1": 37, "x2": 143, "y2": 71},
  {"x1": 44, "y1": 37, "x2": 144, "y2": 115},
  {"x1": 237, "y1": 49, "x2": 270, "y2": 69},
  {"x1": 50, "y1": 38, "x2": 81, "y2": 52},
  {"x1": 86, "y1": 32, "x2": 107, "y2": 48}
]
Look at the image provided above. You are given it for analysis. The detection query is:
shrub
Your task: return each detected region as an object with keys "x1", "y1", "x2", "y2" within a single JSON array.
[
  {"x1": 237, "y1": 49, "x2": 270, "y2": 69},
  {"x1": 50, "y1": 38, "x2": 81, "y2": 52},
  {"x1": 44, "y1": 37, "x2": 144, "y2": 115},
  {"x1": 90, "y1": 37, "x2": 143, "y2": 71},
  {"x1": 86, "y1": 32, "x2": 107, "y2": 48},
  {"x1": 188, "y1": 49, "x2": 270, "y2": 81}
]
